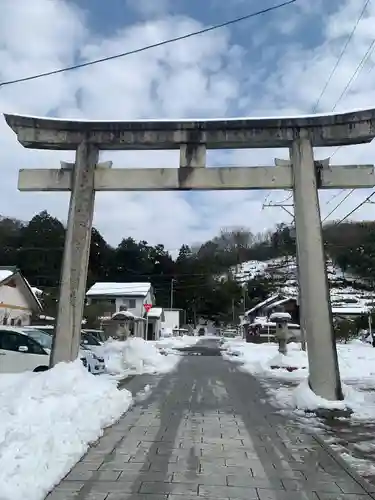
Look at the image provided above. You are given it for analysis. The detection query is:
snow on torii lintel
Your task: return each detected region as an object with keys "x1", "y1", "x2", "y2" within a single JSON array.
[
  {"x1": 4, "y1": 107, "x2": 375, "y2": 150},
  {"x1": 4, "y1": 106, "x2": 375, "y2": 125}
]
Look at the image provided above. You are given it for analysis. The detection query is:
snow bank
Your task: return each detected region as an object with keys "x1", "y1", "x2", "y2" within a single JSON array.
[
  {"x1": 222, "y1": 339, "x2": 375, "y2": 420},
  {"x1": 0, "y1": 360, "x2": 132, "y2": 500},
  {"x1": 155, "y1": 335, "x2": 199, "y2": 350},
  {"x1": 101, "y1": 337, "x2": 180, "y2": 377},
  {"x1": 292, "y1": 380, "x2": 347, "y2": 411},
  {"x1": 222, "y1": 341, "x2": 308, "y2": 381},
  {"x1": 223, "y1": 339, "x2": 375, "y2": 387}
]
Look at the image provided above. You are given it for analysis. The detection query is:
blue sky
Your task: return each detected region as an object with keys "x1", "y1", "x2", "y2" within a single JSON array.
[{"x1": 1, "y1": 0, "x2": 375, "y2": 251}]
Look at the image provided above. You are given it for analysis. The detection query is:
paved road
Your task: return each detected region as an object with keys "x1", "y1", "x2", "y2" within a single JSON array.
[{"x1": 47, "y1": 340, "x2": 375, "y2": 500}]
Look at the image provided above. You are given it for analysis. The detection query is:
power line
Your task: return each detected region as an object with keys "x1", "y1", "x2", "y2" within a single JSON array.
[
  {"x1": 322, "y1": 189, "x2": 355, "y2": 222},
  {"x1": 0, "y1": 0, "x2": 297, "y2": 88},
  {"x1": 325, "y1": 189, "x2": 345, "y2": 205},
  {"x1": 312, "y1": 0, "x2": 371, "y2": 113},
  {"x1": 335, "y1": 191, "x2": 375, "y2": 226},
  {"x1": 331, "y1": 38, "x2": 375, "y2": 112}
]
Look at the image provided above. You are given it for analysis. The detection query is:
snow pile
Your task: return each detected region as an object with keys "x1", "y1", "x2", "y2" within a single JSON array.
[
  {"x1": 337, "y1": 341, "x2": 375, "y2": 390},
  {"x1": 292, "y1": 380, "x2": 348, "y2": 411},
  {"x1": 101, "y1": 337, "x2": 180, "y2": 377},
  {"x1": 0, "y1": 360, "x2": 132, "y2": 500},
  {"x1": 222, "y1": 339, "x2": 375, "y2": 420},
  {"x1": 222, "y1": 340, "x2": 308, "y2": 381},
  {"x1": 155, "y1": 335, "x2": 199, "y2": 351}
]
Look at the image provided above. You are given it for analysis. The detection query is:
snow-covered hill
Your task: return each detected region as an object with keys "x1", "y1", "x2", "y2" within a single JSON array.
[{"x1": 233, "y1": 256, "x2": 375, "y2": 313}]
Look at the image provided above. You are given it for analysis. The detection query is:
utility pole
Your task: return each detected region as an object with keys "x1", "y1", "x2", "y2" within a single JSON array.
[
  {"x1": 170, "y1": 278, "x2": 176, "y2": 309},
  {"x1": 262, "y1": 188, "x2": 307, "y2": 350}
]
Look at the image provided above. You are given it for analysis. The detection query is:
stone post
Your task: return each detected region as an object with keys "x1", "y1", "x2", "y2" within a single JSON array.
[
  {"x1": 291, "y1": 134, "x2": 343, "y2": 401},
  {"x1": 50, "y1": 141, "x2": 98, "y2": 366}
]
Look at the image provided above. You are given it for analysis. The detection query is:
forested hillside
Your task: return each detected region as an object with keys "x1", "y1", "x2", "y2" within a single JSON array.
[{"x1": 0, "y1": 210, "x2": 373, "y2": 324}]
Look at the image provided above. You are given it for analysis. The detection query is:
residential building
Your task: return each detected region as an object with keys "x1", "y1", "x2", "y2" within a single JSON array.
[
  {"x1": 0, "y1": 266, "x2": 43, "y2": 326},
  {"x1": 86, "y1": 282, "x2": 156, "y2": 338}
]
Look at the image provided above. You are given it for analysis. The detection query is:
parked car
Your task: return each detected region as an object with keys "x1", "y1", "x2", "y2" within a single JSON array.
[
  {"x1": 0, "y1": 326, "x2": 105, "y2": 374},
  {"x1": 82, "y1": 329, "x2": 106, "y2": 343},
  {"x1": 28, "y1": 325, "x2": 103, "y2": 352}
]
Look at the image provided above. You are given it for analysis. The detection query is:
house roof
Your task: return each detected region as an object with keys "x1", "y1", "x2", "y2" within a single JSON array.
[
  {"x1": 245, "y1": 294, "x2": 282, "y2": 316},
  {"x1": 147, "y1": 307, "x2": 163, "y2": 319},
  {"x1": 86, "y1": 282, "x2": 151, "y2": 297},
  {"x1": 0, "y1": 266, "x2": 43, "y2": 311},
  {"x1": 332, "y1": 306, "x2": 369, "y2": 315},
  {"x1": 264, "y1": 297, "x2": 297, "y2": 309}
]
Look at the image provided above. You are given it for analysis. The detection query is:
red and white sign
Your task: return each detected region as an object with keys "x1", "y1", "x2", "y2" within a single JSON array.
[{"x1": 143, "y1": 303, "x2": 153, "y2": 313}]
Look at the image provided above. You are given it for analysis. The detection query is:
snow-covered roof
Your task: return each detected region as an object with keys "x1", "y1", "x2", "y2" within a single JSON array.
[
  {"x1": 0, "y1": 270, "x2": 13, "y2": 283},
  {"x1": 332, "y1": 307, "x2": 369, "y2": 315},
  {"x1": 234, "y1": 255, "x2": 375, "y2": 319},
  {"x1": 86, "y1": 282, "x2": 151, "y2": 297},
  {"x1": 147, "y1": 307, "x2": 163, "y2": 319},
  {"x1": 264, "y1": 297, "x2": 296, "y2": 309},
  {"x1": 246, "y1": 294, "x2": 282, "y2": 315}
]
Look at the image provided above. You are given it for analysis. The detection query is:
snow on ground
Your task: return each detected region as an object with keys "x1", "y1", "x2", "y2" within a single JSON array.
[
  {"x1": 233, "y1": 256, "x2": 375, "y2": 311},
  {"x1": 0, "y1": 360, "x2": 132, "y2": 500},
  {"x1": 155, "y1": 335, "x2": 199, "y2": 351},
  {"x1": 223, "y1": 339, "x2": 375, "y2": 479},
  {"x1": 222, "y1": 339, "x2": 375, "y2": 419},
  {"x1": 99, "y1": 337, "x2": 181, "y2": 378}
]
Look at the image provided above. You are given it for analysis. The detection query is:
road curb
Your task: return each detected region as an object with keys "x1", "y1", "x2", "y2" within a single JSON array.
[{"x1": 312, "y1": 432, "x2": 375, "y2": 498}]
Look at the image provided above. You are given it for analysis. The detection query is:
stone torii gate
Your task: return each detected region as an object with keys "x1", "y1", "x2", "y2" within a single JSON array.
[{"x1": 5, "y1": 109, "x2": 375, "y2": 402}]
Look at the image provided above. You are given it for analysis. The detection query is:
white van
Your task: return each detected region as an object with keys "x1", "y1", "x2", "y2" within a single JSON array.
[{"x1": 0, "y1": 326, "x2": 105, "y2": 374}]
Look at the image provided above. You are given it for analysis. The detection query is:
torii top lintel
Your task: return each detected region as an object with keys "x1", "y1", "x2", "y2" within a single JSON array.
[{"x1": 4, "y1": 108, "x2": 375, "y2": 151}]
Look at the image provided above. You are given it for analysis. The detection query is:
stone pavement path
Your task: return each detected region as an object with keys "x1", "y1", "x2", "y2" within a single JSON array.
[{"x1": 46, "y1": 339, "x2": 375, "y2": 500}]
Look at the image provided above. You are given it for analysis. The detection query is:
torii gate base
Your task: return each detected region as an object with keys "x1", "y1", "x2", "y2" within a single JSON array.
[{"x1": 5, "y1": 109, "x2": 375, "y2": 404}]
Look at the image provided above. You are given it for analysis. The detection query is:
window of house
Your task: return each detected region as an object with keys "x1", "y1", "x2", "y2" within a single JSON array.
[{"x1": 128, "y1": 299, "x2": 136, "y2": 308}]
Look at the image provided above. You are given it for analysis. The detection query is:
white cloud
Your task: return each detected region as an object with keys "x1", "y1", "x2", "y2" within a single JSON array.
[{"x1": 0, "y1": 0, "x2": 375, "y2": 252}]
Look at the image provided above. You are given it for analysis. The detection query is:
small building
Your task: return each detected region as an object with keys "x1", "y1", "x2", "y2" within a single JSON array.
[
  {"x1": 146, "y1": 307, "x2": 165, "y2": 340},
  {"x1": 162, "y1": 308, "x2": 184, "y2": 331},
  {"x1": 0, "y1": 266, "x2": 43, "y2": 326}
]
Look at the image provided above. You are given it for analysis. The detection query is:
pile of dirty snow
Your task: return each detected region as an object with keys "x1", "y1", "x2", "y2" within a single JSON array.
[
  {"x1": 101, "y1": 337, "x2": 180, "y2": 377},
  {"x1": 0, "y1": 360, "x2": 132, "y2": 500}
]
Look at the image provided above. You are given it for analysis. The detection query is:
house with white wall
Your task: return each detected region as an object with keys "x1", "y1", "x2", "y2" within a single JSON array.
[
  {"x1": 0, "y1": 267, "x2": 43, "y2": 326},
  {"x1": 86, "y1": 282, "x2": 157, "y2": 338}
]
